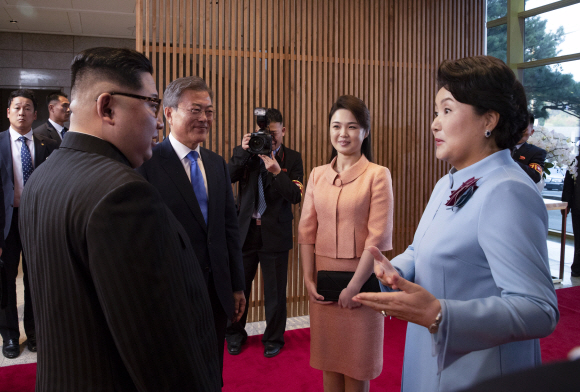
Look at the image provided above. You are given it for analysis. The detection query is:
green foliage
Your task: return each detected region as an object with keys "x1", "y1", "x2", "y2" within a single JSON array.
[
  {"x1": 487, "y1": 0, "x2": 507, "y2": 21},
  {"x1": 486, "y1": 0, "x2": 580, "y2": 121}
]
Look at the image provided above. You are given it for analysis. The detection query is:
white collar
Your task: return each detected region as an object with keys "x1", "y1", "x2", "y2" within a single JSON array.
[
  {"x1": 48, "y1": 119, "x2": 65, "y2": 133},
  {"x1": 169, "y1": 133, "x2": 201, "y2": 161},
  {"x1": 9, "y1": 126, "x2": 33, "y2": 141}
]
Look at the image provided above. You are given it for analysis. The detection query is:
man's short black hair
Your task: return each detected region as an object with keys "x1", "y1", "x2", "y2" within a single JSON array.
[
  {"x1": 46, "y1": 92, "x2": 68, "y2": 106},
  {"x1": 529, "y1": 113, "x2": 535, "y2": 125},
  {"x1": 266, "y1": 108, "x2": 283, "y2": 125},
  {"x1": 8, "y1": 89, "x2": 38, "y2": 111},
  {"x1": 71, "y1": 47, "x2": 153, "y2": 94}
]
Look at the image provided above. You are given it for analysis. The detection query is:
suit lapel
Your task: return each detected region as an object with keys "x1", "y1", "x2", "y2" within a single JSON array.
[
  {"x1": 0, "y1": 131, "x2": 14, "y2": 183},
  {"x1": 47, "y1": 121, "x2": 60, "y2": 140},
  {"x1": 200, "y1": 147, "x2": 218, "y2": 231},
  {"x1": 159, "y1": 138, "x2": 207, "y2": 232},
  {"x1": 33, "y1": 134, "x2": 49, "y2": 166}
]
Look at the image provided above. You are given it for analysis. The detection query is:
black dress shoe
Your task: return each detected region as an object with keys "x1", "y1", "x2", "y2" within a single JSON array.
[
  {"x1": 27, "y1": 336, "x2": 37, "y2": 352},
  {"x1": 227, "y1": 335, "x2": 247, "y2": 355},
  {"x1": 264, "y1": 343, "x2": 282, "y2": 358},
  {"x1": 2, "y1": 339, "x2": 20, "y2": 359},
  {"x1": 572, "y1": 271, "x2": 580, "y2": 278}
]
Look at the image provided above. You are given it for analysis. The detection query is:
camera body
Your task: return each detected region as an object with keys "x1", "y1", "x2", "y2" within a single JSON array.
[{"x1": 248, "y1": 108, "x2": 272, "y2": 155}]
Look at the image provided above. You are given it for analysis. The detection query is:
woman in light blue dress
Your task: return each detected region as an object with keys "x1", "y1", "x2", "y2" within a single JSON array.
[{"x1": 354, "y1": 56, "x2": 559, "y2": 392}]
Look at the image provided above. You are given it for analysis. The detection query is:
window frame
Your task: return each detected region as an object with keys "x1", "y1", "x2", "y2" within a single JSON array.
[{"x1": 486, "y1": 0, "x2": 580, "y2": 79}]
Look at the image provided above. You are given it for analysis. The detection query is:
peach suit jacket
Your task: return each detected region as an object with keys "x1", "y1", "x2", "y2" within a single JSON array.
[{"x1": 298, "y1": 155, "x2": 393, "y2": 258}]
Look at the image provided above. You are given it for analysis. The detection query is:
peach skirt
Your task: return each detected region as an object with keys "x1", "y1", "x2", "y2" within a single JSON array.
[{"x1": 309, "y1": 255, "x2": 384, "y2": 381}]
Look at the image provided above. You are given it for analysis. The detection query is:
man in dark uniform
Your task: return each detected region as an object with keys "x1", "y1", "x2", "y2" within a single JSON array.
[
  {"x1": 512, "y1": 114, "x2": 547, "y2": 184},
  {"x1": 226, "y1": 108, "x2": 303, "y2": 358}
]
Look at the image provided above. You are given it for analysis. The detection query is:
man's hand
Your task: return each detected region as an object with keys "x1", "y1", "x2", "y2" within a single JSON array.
[
  {"x1": 259, "y1": 151, "x2": 281, "y2": 175},
  {"x1": 241, "y1": 133, "x2": 252, "y2": 150},
  {"x1": 232, "y1": 291, "x2": 246, "y2": 323}
]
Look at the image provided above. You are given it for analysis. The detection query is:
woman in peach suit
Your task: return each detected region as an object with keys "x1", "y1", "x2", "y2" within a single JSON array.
[{"x1": 298, "y1": 95, "x2": 394, "y2": 392}]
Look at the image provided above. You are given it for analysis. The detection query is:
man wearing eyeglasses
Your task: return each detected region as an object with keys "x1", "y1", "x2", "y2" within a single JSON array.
[
  {"x1": 1, "y1": 89, "x2": 57, "y2": 359},
  {"x1": 18, "y1": 48, "x2": 221, "y2": 391},
  {"x1": 138, "y1": 76, "x2": 245, "y2": 381},
  {"x1": 226, "y1": 108, "x2": 304, "y2": 358}
]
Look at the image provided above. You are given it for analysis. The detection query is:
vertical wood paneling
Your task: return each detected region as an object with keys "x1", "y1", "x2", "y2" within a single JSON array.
[{"x1": 137, "y1": 0, "x2": 486, "y2": 321}]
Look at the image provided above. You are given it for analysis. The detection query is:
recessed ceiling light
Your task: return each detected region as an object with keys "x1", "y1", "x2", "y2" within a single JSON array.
[{"x1": 10, "y1": 20, "x2": 18, "y2": 24}]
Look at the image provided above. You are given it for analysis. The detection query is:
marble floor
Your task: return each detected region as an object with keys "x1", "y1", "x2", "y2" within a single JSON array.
[{"x1": 2, "y1": 233, "x2": 578, "y2": 367}]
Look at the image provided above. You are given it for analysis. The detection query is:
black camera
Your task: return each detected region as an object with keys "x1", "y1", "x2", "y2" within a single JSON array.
[{"x1": 248, "y1": 108, "x2": 272, "y2": 155}]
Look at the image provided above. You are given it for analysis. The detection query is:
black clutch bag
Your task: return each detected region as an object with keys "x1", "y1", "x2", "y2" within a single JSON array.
[{"x1": 316, "y1": 270, "x2": 381, "y2": 302}]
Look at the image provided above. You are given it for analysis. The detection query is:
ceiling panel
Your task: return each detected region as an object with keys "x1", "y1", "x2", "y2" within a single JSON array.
[
  {"x1": 0, "y1": 6, "x2": 18, "y2": 30},
  {"x1": 67, "y1": 11, "x2": 82, "y2": 35},
  {"x1": 79, "y1": 12, "x2": 135, "y2": 37},
  {"x1": 72, "y1": 0, "x2": 135, "y2": 13},
  {"x1": 4, "y1": 0, "x2": 73, "y2": 7},
  {"x1": 4, "y1": 6, "x2": 71, "y2": 33}
]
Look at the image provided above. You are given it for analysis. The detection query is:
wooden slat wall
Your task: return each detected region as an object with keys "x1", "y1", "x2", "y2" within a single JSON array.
[{"x1": 137, "y1": 0, "x2": 486, "y2": 322}]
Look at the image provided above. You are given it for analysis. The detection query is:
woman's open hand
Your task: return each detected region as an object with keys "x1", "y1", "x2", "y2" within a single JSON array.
[
  {"x1": 368, "y1": 246, "x2": 401, "y2": 289},
  {"x1": 353, "y1": 275, "x2": 441, "y2": 329}
]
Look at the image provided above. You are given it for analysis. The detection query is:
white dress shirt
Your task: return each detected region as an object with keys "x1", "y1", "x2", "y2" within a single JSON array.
[
  {"x1": 48, "y1": 119, "x2": 65, "y2": 140},
  {"x1": 168, "y1": 133, "x2": 208, "y2": 196},
  {"x1": 9, "y1": 127, "x2": 35, "y2": 208}
]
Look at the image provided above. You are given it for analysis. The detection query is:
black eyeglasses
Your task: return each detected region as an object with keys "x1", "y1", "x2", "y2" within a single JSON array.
[{"x1": 107, "y1": 92, "x2": 163, "y2": 117}]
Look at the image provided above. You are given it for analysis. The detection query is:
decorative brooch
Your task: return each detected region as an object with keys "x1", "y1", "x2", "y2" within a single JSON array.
[{"x1": 445, "y1": 177, "x2": 481, "y2": 211}]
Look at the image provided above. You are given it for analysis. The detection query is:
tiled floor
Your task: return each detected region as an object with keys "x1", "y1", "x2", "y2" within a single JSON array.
[{"x1": 2, "y1": 233, "x2": 578, "y2": 367}]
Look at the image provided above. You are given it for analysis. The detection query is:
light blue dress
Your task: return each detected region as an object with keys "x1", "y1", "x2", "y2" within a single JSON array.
[{"x1": 384, "y1": 149, "x2": 559, "y2": 392}]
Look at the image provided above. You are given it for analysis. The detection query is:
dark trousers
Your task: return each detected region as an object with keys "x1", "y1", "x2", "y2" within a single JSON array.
[
  {"x1": 204, "y1": 273, "x2": 228, "y2": 378},
  {"x1": 0, "y1": 209, "x2": 35, "y2": 342},
  {"x1": 571, "y1": 210, "x2": 580, "y2": 274},
  {"x1": 226, "y1": 220, "x2": 289, "y2": 347}
]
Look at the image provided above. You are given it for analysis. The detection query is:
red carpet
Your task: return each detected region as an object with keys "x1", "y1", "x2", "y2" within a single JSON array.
[
  {"x1": 222, "y1": 317, "x2": 407, "y2": 392},
  {"x1": 1, "y1": 286, "x2": 579, "y2": 392}
]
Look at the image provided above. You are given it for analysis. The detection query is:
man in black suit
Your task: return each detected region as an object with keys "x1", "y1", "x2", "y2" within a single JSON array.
[
  {"x1": 225, "y1": 108, "x2": 304, "y2": 358},
  {"x1": 0, "y1": 171, "x2": 4, "y2": 309},
  {"x1": 18, "y1": 47, "x2": 221, "y2": 391},
  {"x1": 562, "y1": 163, "x2": 580, "y2": 277},
  {"x1": 512, "y1": 114, "x2": 547, "y2": 184},
  {"x1": 1, "y1": 89, "x2": 57, "y2": 359},
  {"x1": 33, "y1": 92, "x2": 71, "y2": 147},
  {"x1": 138, "y1": 76, "x2": 246, "y2": 376}
]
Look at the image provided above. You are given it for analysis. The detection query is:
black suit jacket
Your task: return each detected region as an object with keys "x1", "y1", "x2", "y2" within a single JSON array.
[
  {"x1": 512, "y1": 142, "x2": 547, "y2": 183},
  {"x1": 562, "y1": 160, "x2": 579, "y2": 211},
  {"x1": 33, "y1": 120, "x2": 63, "y2": 147},
  {"x1": 0, "y1": 129, "x2": 57, "y2": 240},
  {"x1": 138, "y1": 137, "x2": 245, "y2": 318},
  {"x1": 18, "y1": 132, "x2": 221, "y2": 391},
  {"x1": 228, "y1": 144, "x2": 303, "y2": 252},
  {"x1": 0, "y1": 177, "x2": 4, "y2": 249}
]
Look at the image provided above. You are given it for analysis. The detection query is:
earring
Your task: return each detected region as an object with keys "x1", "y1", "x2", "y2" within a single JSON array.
[{"x1": 484, "y1": 130, "x2": 491, "y2": 138}]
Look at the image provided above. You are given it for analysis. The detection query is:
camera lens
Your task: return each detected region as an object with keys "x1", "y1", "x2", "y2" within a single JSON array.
[{"x1": 250, "y1": 137, "x2": 265, "y2": 150}]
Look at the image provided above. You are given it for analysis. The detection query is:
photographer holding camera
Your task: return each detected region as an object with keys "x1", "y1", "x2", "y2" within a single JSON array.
[{"x1": 226, "y1": 108, "x2": 303, "y2": 358}]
